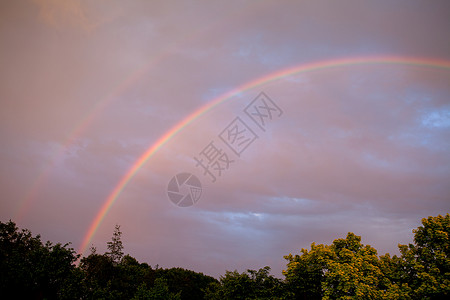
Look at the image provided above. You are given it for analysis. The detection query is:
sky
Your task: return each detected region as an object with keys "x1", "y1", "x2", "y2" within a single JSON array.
[{"x1": 1, "y1": 0, "x2": 449, "y2": 278}]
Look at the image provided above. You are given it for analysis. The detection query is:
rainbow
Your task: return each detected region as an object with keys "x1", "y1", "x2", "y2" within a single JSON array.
[
  {"x1": 13, "y1": 0, "x2": 271, "y2": 223},
  {"x1": 78, "y1": 55, "x2": 450, "y2": 256},
  {"x1": 13, "y1": 62, "x2": 155, "y2": 222}
]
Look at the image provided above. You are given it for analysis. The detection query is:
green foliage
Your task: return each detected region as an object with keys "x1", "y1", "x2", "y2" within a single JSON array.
[
  {"x1": 412, "y1": 214, "x2": 450, "y2": 298},
  {"x1": 1, "y1": 213, "x2": 448, "y2": 299},
  {"x1": 380, "y1": 214, "x2": 450, "y2": 299},
  {"x1": 322, "y1": 233, "x2": 386, "y2": 299},
  {"x1": 283, "y1": 214, "x2": 450, "y2": 299},
  {"x1": 284, "y1": 243, "x2": 331, "y2": 299},
  {"x1": 283, "y1": 233, "x2": 390, "y2": 299},
  {"x1": 205, "y1": 266, "x2": 285, "y2": 299}
]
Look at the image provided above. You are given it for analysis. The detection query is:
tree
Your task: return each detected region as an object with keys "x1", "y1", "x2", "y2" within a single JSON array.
[
  {"x1": 132, "y1": 278, "x2": 181, "y2": 300},
  {"x1": 107, "y1": 224, "x2": 124, "y2": 265},
  {"x1": 284, "y1": 243, "x2": 332, "y2": 299},
  {"x1": 0, "y1": 220, "x2": 80, "y2": 299},
  {"x1": 156, "y1": 267, "x2": 218, "y2": 300},
  {"x1": 2, "y1": 213, "x2": 448, "y2": 299},
  {"x1": 79, "y1": 252, "x2": 115, "y2": 297},
  {"x1": 381, "y1": 214, "x2": 450, "y2": 299},
  {"x1": 412, "y1": 214, "x2": 450, "y2": 298},
  {"x1": 322, "y1": 233, "x2": 387, "y2": 299},
  {"x1": 247, "y1": 266, "x2": 286, "y2": 299},
  {"x1": 284, "y1": 233, "x2": 393, "y2": 299},
  {"x1": 206, "y1": 266, "x2": 285, "y2": 299},
  {"x1": 379, "y1": 252, "x2": 414, "y2": 299}
]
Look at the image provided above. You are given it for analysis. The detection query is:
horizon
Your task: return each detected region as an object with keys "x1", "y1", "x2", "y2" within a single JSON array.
[{"x1": 1, "y1": 0, "x2": 449, "y2": 279}]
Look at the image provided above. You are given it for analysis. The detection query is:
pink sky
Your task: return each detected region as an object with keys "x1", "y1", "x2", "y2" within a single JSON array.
[{"x1": 1, "y1": 0, "x2": 449, "y2": 278}]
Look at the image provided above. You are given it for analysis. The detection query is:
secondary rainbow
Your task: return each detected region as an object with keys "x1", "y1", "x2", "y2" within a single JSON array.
[
  {"x1": 13, "y1": 55, "x2": 164, "y2": 222},
  {"x1": 78, "y1": 55, "x2": 450, "y2": 256},
  {"x1": 13, "y1": 2, "x2": 268, "y2": 222}
]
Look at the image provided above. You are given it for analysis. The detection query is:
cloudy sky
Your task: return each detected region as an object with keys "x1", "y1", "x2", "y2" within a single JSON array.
[{"x1": 1, "y1": 0, "x2": 449, "y2": 278}]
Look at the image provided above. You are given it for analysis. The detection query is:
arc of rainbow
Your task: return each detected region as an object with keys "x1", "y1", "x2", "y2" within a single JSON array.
[
  {"x1": 13, "y1": 62, "x2": 153, "y2": 222},
  {"x1": 78, "y1": 55, "x2": 450, "y2": 256},
  {"x1": 14, "y1": 0, "x2": 273, "y2": 223}
]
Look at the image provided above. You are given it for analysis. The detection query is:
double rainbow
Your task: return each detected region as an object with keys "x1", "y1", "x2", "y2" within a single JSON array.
[{"x1": 69, "y1": 55, "x2": 450, "y2": 257}]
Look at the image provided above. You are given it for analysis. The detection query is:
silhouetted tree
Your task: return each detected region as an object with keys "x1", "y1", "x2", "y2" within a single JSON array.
[
  {"x1": 1, "y1": 213, "x2": 448, "y2": 299},
  {"x1": 0, "y1": 220, "x2": 80, "y2": 299},
  {"x1": 107, "y1": 224, "x2": 124, "y2": 265},
  {"x1": 156, "y1": 267, "x2": 218, "y2": 300},
  {"x1": 204, "y1": 266, "x2": 285, "y2": 299}
]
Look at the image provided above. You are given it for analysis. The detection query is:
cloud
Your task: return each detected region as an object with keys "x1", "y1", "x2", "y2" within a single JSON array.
[
  {"x1": 31, "y1": 0, "x2": 93, "y2": 31},
  {"x1": 1, "y1": 0, "x2": 449, "y2": 278},
  {"x1": 421, "y1": 109, "x2": 450, "y2": 128}
]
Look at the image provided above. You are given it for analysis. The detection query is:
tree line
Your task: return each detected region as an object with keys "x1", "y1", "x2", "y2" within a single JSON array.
[{"x1": 0, "y1": 213, "x2": 448, "y2": 299}]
